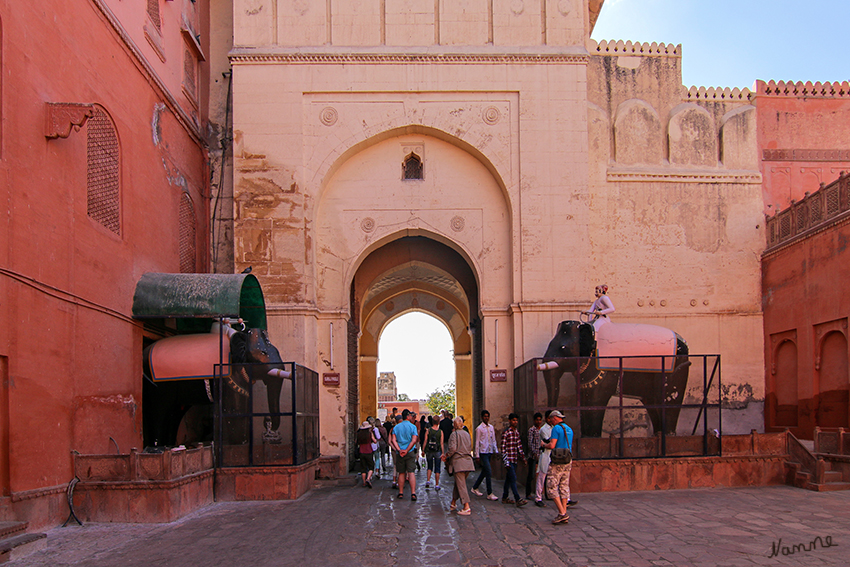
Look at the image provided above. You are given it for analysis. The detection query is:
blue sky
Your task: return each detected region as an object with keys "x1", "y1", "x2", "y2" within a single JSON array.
[
  {"x1": 591, "y1": 0, "x2": 850, "y2": 89},
  {"x1": 379, "y1": 1, "x2": 850, "y2": 400}
]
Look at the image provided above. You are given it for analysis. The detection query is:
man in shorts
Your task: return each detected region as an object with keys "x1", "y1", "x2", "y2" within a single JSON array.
[
  {"x1": 543, "y1": 410, "x2": 573, "y2": 524},
  {"x1": 391, "y1": 409, "x2": 419, "y2": 500}
]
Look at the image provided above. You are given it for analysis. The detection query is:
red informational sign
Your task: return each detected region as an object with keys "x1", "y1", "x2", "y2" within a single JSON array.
[
  {"x1": 323, "y1": 372, "x2": 340, "y2": 387},
  {"x1": 489, "y1": 369, "x2": 507, "y2": 382}
]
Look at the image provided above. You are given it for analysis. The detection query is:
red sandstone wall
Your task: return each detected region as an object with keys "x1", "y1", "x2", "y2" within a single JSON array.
[
  {"x1": 0, "y1": 0, "x2": 209, "y2": 529},
  {"x1": 756, "y1": 80, "x2": 850, "y2": 211},
  {"x1": 762, "y1": 214, "x2": 850, "y2": 438}
]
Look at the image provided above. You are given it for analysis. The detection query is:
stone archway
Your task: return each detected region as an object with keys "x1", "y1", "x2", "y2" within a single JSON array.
[
  {"x1": 352, "y1": 236, "x2": 480, "y2": 425},
  {"x1": 312, "y1": 128, "x2": 513, "y2": 461}
]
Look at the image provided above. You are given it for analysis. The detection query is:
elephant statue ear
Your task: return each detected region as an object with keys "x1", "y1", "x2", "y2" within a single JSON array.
[
  {"x1": 230, "y1": 331, "x2": 249, "y2": 363},
  {"x1": 227, "y1": 331, "x2": 252, "y2": 396},
  {"x1": 578, "y1": 323, "x2": 596, "y2": 357}
]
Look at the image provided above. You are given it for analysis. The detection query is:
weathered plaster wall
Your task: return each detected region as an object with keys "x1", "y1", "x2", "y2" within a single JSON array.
[
  {"x1": 584, "y1": 40, "x2": 765, "y2": 430},
  {"x1": 230, "y1": 12, "x2": 769, "y2": 460},
  {"x1": 230, "y1": 54, "x2": 592, "y2": 454}
]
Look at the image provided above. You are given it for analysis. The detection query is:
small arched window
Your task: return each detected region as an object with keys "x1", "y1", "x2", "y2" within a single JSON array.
[
  {"x1": 179, "y1": 193, "x2": 197, "y2": 273},
  {"x1": 86, "y1": 106, "x2": 121, "y2": 235},
  {"x1": 402, "y1": 153, "x2": 423, "y2": 180}
]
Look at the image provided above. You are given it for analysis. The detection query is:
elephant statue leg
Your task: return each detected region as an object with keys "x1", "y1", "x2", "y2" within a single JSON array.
[
  {"x1": 579, "y1": 366, "x2": 616, "y2": 438},
  {"x1": 262, "y1": 376, "x2": 283, "y2": 443}
]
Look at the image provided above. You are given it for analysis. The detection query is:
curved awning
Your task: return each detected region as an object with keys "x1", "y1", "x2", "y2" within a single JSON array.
[{"x1": 132, "y1": 273, "x2": 267, "y2": 329}]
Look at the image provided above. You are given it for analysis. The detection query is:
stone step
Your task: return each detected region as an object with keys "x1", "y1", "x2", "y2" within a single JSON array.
[
  {"x1": 807, "y1": 481, "x2": 850, "y2": 492},
  {"x1": 793, "y1": 470, "x2": 812, "y2": 489},
  {"x1": 822, "y1": 470, "x2": 844, "y2": 483},
  {"x1": 0, "y1": 523, "x2": 26, "y2": 541},
  {"x1": 0, "y1": 532, "x2": 47, "y2": 563},
  {"x1": 313, "y1": 476, "x2": 359, "y2": 489}
]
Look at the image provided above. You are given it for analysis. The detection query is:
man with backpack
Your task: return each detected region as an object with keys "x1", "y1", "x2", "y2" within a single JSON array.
[{"x1": 543, "y1": 410, "x2": 573, "y2": 524}]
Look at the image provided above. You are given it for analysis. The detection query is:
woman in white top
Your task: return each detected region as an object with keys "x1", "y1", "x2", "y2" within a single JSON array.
[{"x1": 583, "y1": 284, "x2": 615, "y2": 331}]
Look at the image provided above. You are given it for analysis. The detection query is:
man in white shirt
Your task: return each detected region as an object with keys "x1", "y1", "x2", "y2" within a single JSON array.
[
  {"x1": 471, "y1": 409, "x2": 499, "y2": 500},
  {"x1": 534, "y1": 409, "x2": 554, "y2": 506}
]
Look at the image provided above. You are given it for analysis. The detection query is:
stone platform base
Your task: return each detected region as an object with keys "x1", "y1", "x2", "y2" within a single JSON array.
[
  {"x1": 69, "y1": 451, "x2": 345, "y2": 522},
  {"x1": 571, "y1": 455, "x2": 786, "y2": 493},
  {"x1": 73, "y1": 471, "x2": 214, "y2": 523},
  {"x1": 215, "y1": 462, "x2": 317, "y2": 501}
]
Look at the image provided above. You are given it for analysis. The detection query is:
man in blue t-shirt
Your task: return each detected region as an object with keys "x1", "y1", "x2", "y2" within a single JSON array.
[
  {"x1": 390, "y1": 409, "x2": 419, "y2": 501},
  {"x1": 543, "y1": 410, "x2": 573, "y2": 525}
]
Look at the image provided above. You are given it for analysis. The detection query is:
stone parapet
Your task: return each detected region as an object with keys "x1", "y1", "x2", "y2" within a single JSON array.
[
  {"x1": 757, "y1": 80, "x2": 850, "y2": 98},
  {"x1": 684, "y1": 85, "x2": 752, "y2": 102},
  {"x1": 590, "y1": 39, "x2": 680, "y2": 57},
  {"x1": 74, "y1": 446, "x2": 214, "y2": 482}
]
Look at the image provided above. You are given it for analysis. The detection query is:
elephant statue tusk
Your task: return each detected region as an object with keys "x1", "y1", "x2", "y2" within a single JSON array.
[
  {"x1": 267, "y1": 368, "x2": 291, "y2": 379},
  {"x1": 537, "y1": 361, "x2": 559, "y2": 371}
]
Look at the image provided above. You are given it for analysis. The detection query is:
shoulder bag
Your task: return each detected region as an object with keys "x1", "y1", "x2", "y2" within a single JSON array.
[{"x1": 550, "y1": 424, "x2": 572, "y2": 465}]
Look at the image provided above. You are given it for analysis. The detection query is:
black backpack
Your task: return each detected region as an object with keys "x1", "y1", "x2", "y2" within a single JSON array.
[{"x1": 425, "y1": 429, "x2": 440, "y2": 452}]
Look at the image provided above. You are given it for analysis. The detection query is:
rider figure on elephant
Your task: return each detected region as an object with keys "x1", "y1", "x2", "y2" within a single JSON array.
[{"x1": 582, "y1": 284, "x2": 615, "y2": 331}]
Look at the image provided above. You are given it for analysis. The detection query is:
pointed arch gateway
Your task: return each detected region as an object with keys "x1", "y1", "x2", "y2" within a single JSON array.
[
  {"x1": 313, "y1": 128, "x2": 513, "y2": 463},
  {"x1": 353, "y1": 236, "x2": 480, "y2": 426}
]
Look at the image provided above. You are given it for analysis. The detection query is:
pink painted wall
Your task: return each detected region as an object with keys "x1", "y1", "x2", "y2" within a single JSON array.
[
  {"x1": 756, "y1": 80, "x2": 850, "y2": 212},
  {"x1": 0, "y1": 0, "x2": 209, "y2": 529}
]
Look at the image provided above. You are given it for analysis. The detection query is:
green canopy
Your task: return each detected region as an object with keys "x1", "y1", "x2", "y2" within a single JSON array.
[{"x1": 132, "y1": 273, "x2": 267, "y2": 330}]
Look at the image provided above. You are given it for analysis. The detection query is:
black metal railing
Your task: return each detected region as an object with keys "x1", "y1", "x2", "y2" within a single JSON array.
[
  {"x1": 514, "y1": 354, "x2": 722, "y2": 459},
  {"x1": 214, "y1": 361, "x2": 319, "y2": 467}
]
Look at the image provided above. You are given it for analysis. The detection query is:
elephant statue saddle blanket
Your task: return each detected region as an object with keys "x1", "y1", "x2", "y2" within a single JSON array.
[
  {"x1": 147, "y1": 332, "x2": 232, "y2": 381},
  {"x1": 595, "y1": 323, "x2": 677, "y2": 373}
]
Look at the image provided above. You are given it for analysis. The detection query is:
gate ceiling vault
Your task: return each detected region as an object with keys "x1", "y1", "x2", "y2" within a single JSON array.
[{"x1": 353, "y1": 236, "x2": 479, "y2": 422}]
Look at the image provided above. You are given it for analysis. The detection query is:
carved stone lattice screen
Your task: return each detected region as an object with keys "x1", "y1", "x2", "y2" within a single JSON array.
[{"x1": 86, "y1": 107, "x2": 120, "y2": 235}]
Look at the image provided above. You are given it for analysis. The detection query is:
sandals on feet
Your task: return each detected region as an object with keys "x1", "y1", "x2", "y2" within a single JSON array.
[
  {"x1": 411, "y1": 493, "x2": 417, "y2": 501},
  {"x1": 397, "y1": 493, "x2": 404, "y2": 500},
  {"x1": 457, "y1": 508, "x2": 471, "y2": 516}
]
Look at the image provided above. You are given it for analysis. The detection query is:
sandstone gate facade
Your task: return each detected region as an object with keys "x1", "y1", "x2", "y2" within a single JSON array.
[{"x1": 229, "y1": 0, "x2": 765, "y2": 460}]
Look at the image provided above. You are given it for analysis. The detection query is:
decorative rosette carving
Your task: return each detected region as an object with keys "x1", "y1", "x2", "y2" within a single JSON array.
[
  {"x1": 482, "y1": 106, "x2": 501, "y2": 126},
  {"x1": 320, "y1": 106, "x2": 338, "y2": 126}
]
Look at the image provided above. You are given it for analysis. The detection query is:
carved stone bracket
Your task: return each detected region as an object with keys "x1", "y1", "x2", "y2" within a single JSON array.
[{"x1": 45, "y1": 103, "x2": 94, "y2": 139}]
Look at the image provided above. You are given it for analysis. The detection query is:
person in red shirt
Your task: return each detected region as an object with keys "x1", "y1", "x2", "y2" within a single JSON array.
[{"x1": 500, "y1": 413, "x2": 527, "y2": 507}]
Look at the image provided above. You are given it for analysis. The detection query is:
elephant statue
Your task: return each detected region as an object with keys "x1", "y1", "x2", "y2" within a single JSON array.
[
  {"x1": 143, "y1": 322, "x2": 290, "y2": 448},
  {"x1": 539, "y1": 320, "x2": 691, "y2": 438}
]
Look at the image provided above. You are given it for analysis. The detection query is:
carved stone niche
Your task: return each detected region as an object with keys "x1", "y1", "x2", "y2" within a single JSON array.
[
  {"x1": 614, "y1": 99, "x2": 662, "y2": 165},
  {"x1": 45, "y1": 102, "x2": 94, "y2": 139}
]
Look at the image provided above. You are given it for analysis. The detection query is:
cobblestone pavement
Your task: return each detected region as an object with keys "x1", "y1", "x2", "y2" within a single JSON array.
[{"x1": 10, "y1": 468, "x2": 850, "y2": 567}]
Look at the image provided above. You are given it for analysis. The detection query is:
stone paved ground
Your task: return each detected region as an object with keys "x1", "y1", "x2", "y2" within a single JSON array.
[{"x1": 9, "y1": 468, "x2": 850, "y2": 567}]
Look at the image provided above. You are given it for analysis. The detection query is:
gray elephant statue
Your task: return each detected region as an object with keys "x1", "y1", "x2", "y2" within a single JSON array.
[
  {"x1": 539, "y1": 320, "x2": 691, "y2": 438},
  {"x1": 143, "y1": 324, "x2": 289, "y2": 448}
]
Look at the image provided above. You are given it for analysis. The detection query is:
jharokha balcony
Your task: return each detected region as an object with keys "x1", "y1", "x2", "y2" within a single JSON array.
[{"x1": 766, "y1": 173, "x2": 850, "y2": 251}]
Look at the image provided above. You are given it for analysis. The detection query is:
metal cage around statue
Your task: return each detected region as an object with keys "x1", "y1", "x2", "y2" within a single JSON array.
[
  {"x1": 215, "y1": 361, "x2": 319, "y2": 467},
  {"x1": 514, "y1": 354, "x2": 722, "y2": 459}
]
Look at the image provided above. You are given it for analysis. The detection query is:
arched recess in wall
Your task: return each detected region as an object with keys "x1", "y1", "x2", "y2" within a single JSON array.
[
  {"x1": 773, "y1": 339, "x2": 798, "y2": 427},
  {"x1": 314, "y1": 130, "x2": 511, "y2": 313},
  {"x1": 613, "y1": 99, "x2": 662, "y2": 165},
  {"x1": 314, "y1": 128, "x2": 511, "y2": 467},
  {"x1": 719, "y1": 105, "x2": 757, "y2": 170},
  {"x1": 816, "y1": 330, "x2": 849, "y2": 428},
  {"x1": 667, "y1": 103, "x2": 717, "y2": 167}
]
